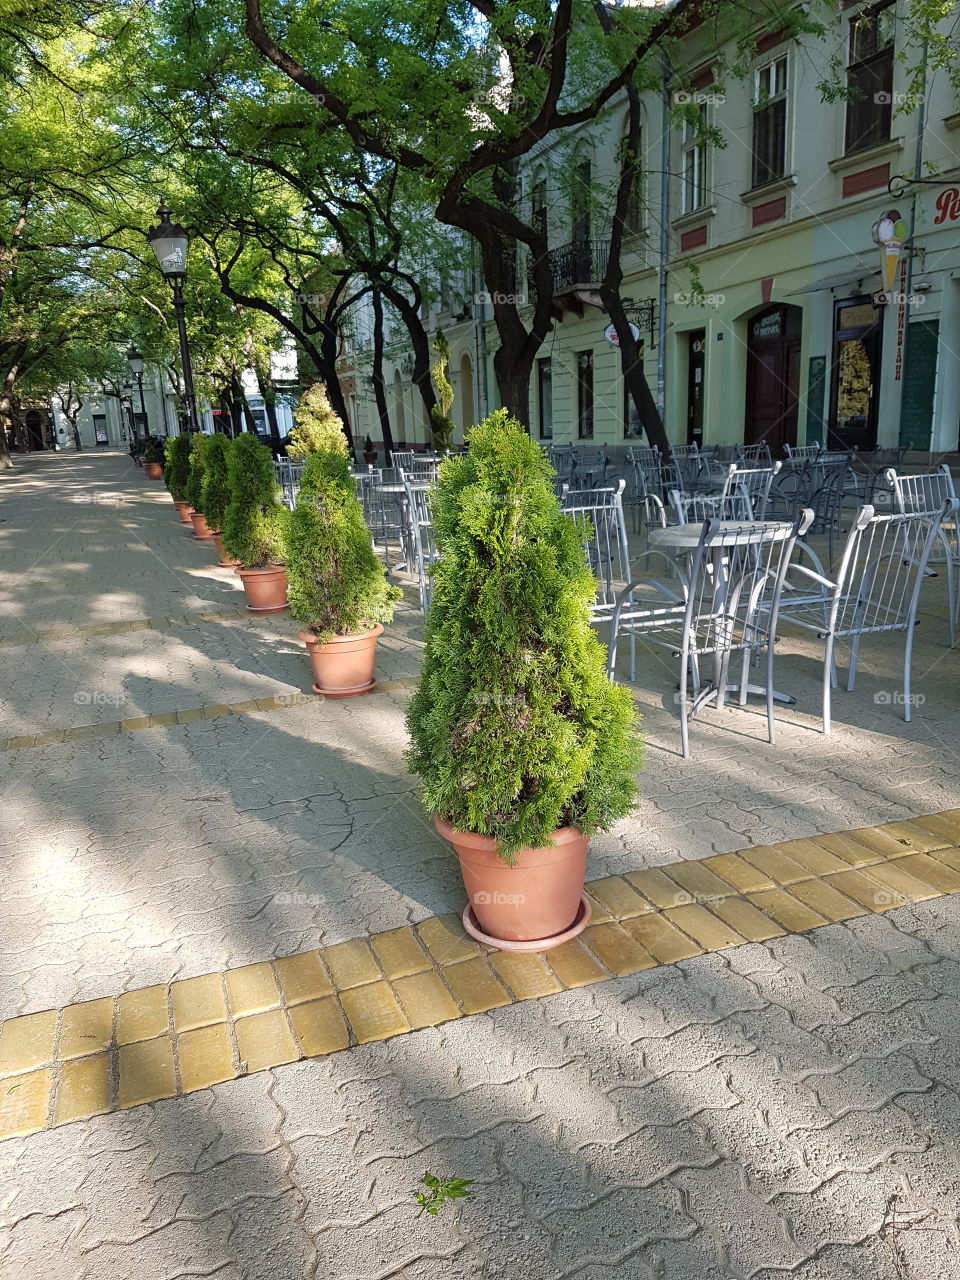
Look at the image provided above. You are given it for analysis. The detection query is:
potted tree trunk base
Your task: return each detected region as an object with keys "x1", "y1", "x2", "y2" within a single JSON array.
[
  {"x1": 235, "y1": 565, "x2": 288, "y2": 613},
  {"x1": 173, "y1": 500, "x2": 193, "y2": 525},
  {"x1": 298, "y1": 623, "x2": 383, "y2": 697},
  {"x1": 435, "y1": 817, "x2": 592, "y2": 949},
  {"x1": 190, "y1": 510, "x2": 215, "y2": 539},
  {"x1": 212, "y1": 533, "x2": 238, "y2": 567}
]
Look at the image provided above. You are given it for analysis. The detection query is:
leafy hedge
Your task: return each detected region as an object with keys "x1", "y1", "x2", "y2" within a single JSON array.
[
  {"x1": 221, "y1": 432, "x2": 287, "y2": 568},
  {"x1": 405, "y1": 410, "x2": 642, "y2": 862},
  {"x1": 286, "y1": 430, "x2": 401, "y2": 643},
  {"x1": 286, "y1": 384, "x2": 346, "y2": 457},
  {"x1": 185, "y1": 432, "x2": 208, "y2": 511}
]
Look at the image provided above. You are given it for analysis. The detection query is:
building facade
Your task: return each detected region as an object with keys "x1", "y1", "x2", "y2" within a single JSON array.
[{"x1": 344, "y1": 0, "x2": 960, "y2": 457}]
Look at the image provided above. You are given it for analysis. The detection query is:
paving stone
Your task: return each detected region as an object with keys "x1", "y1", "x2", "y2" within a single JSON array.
[
  {"x1": 416, "y1": 913, "x2": 482, "y2": 965},
  {"x1": 544, "y1": 938, "x2": 609, "y2": 988},
  {"x1": 117, "y1": 1038, "x2": 177, "y2": 1108},
  {"x1": 323, "y1": 938, "x2": 382, "y2": 989},
  {"x1": 392, "y1": 970, "x2": 461, "y2": 1028},
  {"x1": 235, "y1": 1010, "x2": 299, "y2": 1071},
  {"x1": 54, "y1": 1053, "x2": 112, "y2": 1123},
  {"x1": 809, "y1": 830, "x2": 884, "y2": 866},
  {"x1": 661, "y1": 903, "x2": 744, "y2": 949},
  {"x1": 370, "y1": 926, "x2": 431, "y2": 978},
  {"x1": 0, "y1": 1068, "x2": 50, "y2": 1138},
  {"x1": 58, "y1": 997, "x2": 114, "y2": 1059},
  {"x1": 708, "y1": 894, "x2": 785, "y2": 941},
  {"x1": 289, "y1": 996, "x2": 350, "y2": 1056},
  {"x1": 274, "y1": 951, "x2": 334, "y2": 1004},
  {"x1": 116, "y1": 985, "x2": 168, "y2": 1045},
  {"x1": 582, "y1": 922, "x2": 657, "y2": 975},
  {"x1": 339, "y1": 982, "x2": 409, "y2": 1044},
  {"x1": 178, "y1": 1023, "x2": 236, "y2": 1092},
  {"x1": 788, "y1": 876, "x2": 864, "y2": 922},
  {"x1": 224, "y1": 961, "x2": 280, "y2": 1015},
  {"x1": 586, "y1": 874, "x2": 654, "y2": 918},
  {"x1": 489, "y1": 951, "x2": 564, "y2": 1000},
  {"x1": 622, "y1": 912, "x2": 702, "y2": 964},
  {"x1": 624, "y1": 867, "x2": 690, "y2": 908},
  {"x1": 171, "y1": 973, "x2": 226, "y2": 1031},
  {"x1": 661, "y1": 860, "x2": 737, "y2": 903},
  {"x1": 0, "y1": 1011, "x2": 57, "y2": 1075},
  {"x1": 701, "y1": 851, "x2": 777, "y2": 892},
  {"x1": 441, "y1": 957, "x2": 512, "y2": 1014},
  {"x1": 748, "y1": 888, "x2": 828, "y2": 932}
]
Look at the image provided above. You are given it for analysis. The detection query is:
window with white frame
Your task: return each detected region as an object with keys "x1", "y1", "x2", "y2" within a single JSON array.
[
  {"x1": 752, "y1": 55, "x2": 788, "y2": 187},
  {"x1": 680, "y1": 105, "x2": 707, "y2": 215}
]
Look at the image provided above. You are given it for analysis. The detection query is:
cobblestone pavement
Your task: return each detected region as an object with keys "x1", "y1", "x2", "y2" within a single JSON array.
[{"x1": 2, "y1": 452, "x2": 960, "y2": 1279}]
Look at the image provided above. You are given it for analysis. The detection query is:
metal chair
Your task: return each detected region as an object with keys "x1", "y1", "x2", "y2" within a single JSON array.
[
  {"x1": 772, "y1": 500, "x2": 958, "y2": 733},
  {"x1": 784, "y1": 444, "x2": 823, "y2": 462},
  {"x1": 721, "y1": 461, "x2": 782, "y2": 518},
  {"x1": 401, "y1": 477, "x2": 437, "y2": 613},
  {"x1": 274, "y1": 458, "x2": 305, "y2": 510},
  {"x1": 607, "y1": 510, "x2": 813, "y2": 756},
  {"x1": 560, "y1": 480, "x2": 633, "y2": 623},
  {"x1": 669, "y1": 489, "x2": 755, "y2": 524},
  {"x1": 885, "y1": 465, "x2": 959, "y2": 643}
]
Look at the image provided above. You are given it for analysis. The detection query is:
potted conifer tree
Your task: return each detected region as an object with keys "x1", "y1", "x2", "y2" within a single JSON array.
[
  {"x1": 222, "y1": 433, "x2": 289, "y2": 612},
  {"x1": 406, "y1": 411, "x2": 642, "y2": 949},
  {"x1": 163, "y1": 434, "x2": 193, "y2": 523},
  {"x1": 362, "y1": 435, "x2": 377, "y2": 466},
  {"x1": 142, "y1": 439, "x2": 164, "y2": 479},
  {"x1": 201, "y1": 434, "x2": 237, "y2": 565},
  {"x1": 185, "y1": 434, "x2": 215, "y2": 539},
  {"x1": 286, "y1": 384, "x2": 345, "y2": 457},
  {"x1": 287, "y1": 411, "x2": 401, "y2": 695}
]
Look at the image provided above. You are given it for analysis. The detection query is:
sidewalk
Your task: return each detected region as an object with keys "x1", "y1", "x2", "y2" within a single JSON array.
[{"x1": 1, "y1": 451, "x2": 959, "y2": 1279}]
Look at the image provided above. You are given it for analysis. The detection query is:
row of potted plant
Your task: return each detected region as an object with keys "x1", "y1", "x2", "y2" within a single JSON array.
[{"x1": 143, "y1": 402, "x2": 642, "y2": 952}]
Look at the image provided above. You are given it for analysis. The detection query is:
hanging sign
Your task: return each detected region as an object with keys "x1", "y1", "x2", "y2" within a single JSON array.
[
  {"x1": 604, "y1": 321, "x2": 642, "y2": 346},
  {"x1": 871, "y1": 209, "x2": 909, "y2": 295}
]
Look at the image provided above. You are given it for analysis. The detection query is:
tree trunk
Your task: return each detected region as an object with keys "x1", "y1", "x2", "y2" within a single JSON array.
[
  {"x1": 492, "y1": 347, "x2": 533, "y2": 427},
  {"x1": 378, "y1": 285, "x2": 438, "y2": 427},
  {"x1": 263, "y1": 393, "x2": 281, "y2": 445},
  {"x1": 602, "y1": 291, "x2": 670, "y2": 460},
  {"x1": 371, "y1": 290, "x2": 396, "y2": 465},
  {"x1": 318, "y1": 321, "x2": 354, "y2": 451},
  {"x1": 0, "y1": 367, "x2": 18, "y2": 467}
]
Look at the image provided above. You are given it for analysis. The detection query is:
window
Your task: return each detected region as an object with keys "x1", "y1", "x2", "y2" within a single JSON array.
[
  {"x1": 537, "y1": 358, "x2": 553, "y2": 440},
  {"x1": 844, "y1": 2, "x2": 895, "y2": 155},
  {"x1": 571, "y1": 159, "x2": 591, "y2": 244},
  {"x1": 531, "y1": 179, "x2": 547, "y2": 245},
  {"x1": 92, "y1": 414, "x2": 108, "y2": 445},
  {"x1": 577, "y1": 351, "x2": 594, "y2": 439},
  {"x1": 680, "y1": 105, "x2": 707, "y2": 215},
  {"x1": 752, "y1": 56, "x2": 788, "y2": 187}
]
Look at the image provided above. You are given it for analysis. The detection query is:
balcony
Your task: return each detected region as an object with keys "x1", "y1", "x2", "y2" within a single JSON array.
[{"x1": 529, "y1": 239, "x2": 610, "y2": 317}]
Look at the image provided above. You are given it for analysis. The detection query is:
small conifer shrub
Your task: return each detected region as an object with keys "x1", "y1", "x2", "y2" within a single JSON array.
[
  {"x1": 221, "y1": 432, "x2": 288, "y2": 568},
  {"x1": 286, "y1": 384, "x2": 346, "y2": 457},
  {"x1": 184, "y1": 432, "x2": 208, "y2": 511},
  {"x1": 163, "y1": 433, "x2": 192, "y2": 501},
  {"x1": 200, "y1": 433, "x2": 232, "y2": 531},
  {"x1": 286, "y1": 421, "x2": 401, "y2": 643},
  {"x1": 405, "y1": 410, "x2": 642, "y2": 862}
]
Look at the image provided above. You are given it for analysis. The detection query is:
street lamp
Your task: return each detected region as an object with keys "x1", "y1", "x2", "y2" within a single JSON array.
[
  {"x1": 147, "y1": 204, "x2": 201, "y2": 433},
  {"x1": 126, "y1": 347, "x2": 150, "y2": 441}
]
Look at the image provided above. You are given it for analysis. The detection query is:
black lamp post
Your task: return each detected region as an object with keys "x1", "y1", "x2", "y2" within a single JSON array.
[
  {"x1": 126, "y1": 346, "x2": 150, "y2": 440},
  {"x1": 147, "y1": 205, "x2": 201, "y2": 434}
]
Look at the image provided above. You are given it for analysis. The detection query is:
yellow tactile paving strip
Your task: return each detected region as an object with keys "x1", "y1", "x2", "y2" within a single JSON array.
[
  {"x1": 0, "y1": 680, "x2": 421, "y2": 752},
  {"x1": 2, "y1": 809, "x2": 960, "y2": 1141},
  {"x1": 0, "y1": 608, "x2": 247, "y2": 649}
]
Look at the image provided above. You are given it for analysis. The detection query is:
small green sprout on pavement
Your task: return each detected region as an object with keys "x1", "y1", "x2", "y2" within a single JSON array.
[{"x1": 415, "y1": 1172, "x2": 474, "y2": 1217}]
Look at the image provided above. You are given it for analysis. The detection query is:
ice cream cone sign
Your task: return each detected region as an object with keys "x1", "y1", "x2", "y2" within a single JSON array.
[{"x1": 872, "y1": 209, "x2": 909, "y2": 294}]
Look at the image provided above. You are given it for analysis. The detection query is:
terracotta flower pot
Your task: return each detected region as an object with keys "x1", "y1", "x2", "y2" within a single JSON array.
[
  {"x1": 298, "y1": 623, "x2": 383, "y2": 697},
  {"x1": 189, "y1": 510, "x2": 215, "y2": 540},
  {"x1": 173, "y1": 500, "x2": 193, "y2": 525},
  {"x1": 144, "y1": 461, "x2": 163, "y2": 479},
  {"x1": 435, "y1": 816, "x2": 591, "y2": 948},
  {"x1": 235, "y1": 564, "x2": 288, "y2": 613},
  {"x1": 212, "y1": 533, "x2": 238, "y2": 567},
  {"x1": 363, "y1": 451, "x2": 378, "y2": 466}
]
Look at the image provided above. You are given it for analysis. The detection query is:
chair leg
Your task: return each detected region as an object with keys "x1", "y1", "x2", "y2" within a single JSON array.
[
  {"x1": 822, "y1": 635, "x2": 835, "y2": 734},
  {"x1": 766, "y1": 636, "x2": 777, "y2": 744},
  {"x1": 679, "y1": 652, "x2": 691, "y2": 758},
  {"x1": 846, "y1": 631, "x2": 862, "y2": 692},
  {"x1": 903, "y1": 622, "x2": 916, "y2": 724}
]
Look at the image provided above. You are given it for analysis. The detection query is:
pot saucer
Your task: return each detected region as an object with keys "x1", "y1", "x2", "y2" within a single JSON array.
[{"x1": 461, "y1": 893, "x2": 592, "y2": 952}]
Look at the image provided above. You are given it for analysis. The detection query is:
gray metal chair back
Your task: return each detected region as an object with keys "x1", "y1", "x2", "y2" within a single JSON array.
[
  {"x1": 274, "y1": 458, "x2": 305, "y2": 510},
  {"x1": 885, "y1": 464, "x2": 959, "y2": 642},
  {"x1": 669, "y1": 489, "x2": 754, "y2": 524},
  {"x1": 721, "y1": 461, "x2": 782, "y2": 518},
  {"x1": 401, "y1": 478, "x2": 438, "y2": 614},
  {"x1": 560, "y1": 479, "x2": 632, "y2": 616}
]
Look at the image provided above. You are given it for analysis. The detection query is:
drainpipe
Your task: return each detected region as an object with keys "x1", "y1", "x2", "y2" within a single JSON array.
[
  {"x1": 658, "y1": 53, "x2": 671, "y2": 429},
  {"x1": 898, "y1": 39, "x2": 929, "y2": 452},
  {"x1": 474, "y1": 274, "x2": 488, "y2": 422}
]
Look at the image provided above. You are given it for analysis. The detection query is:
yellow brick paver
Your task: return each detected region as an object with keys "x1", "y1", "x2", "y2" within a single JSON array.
[
  {"x1": 392, "y1": 971, "x2": 461, "y2": 1028},
  {"x1": 55, "y1": 1055, "x2": 112, "y2": 1123},
  {"x1": 371, "y1": 927, "x2": 431, "y2": 978},
  {"x1": 59, "y1": 998, "x2": 115, "y2": 1060},
  {"x1": 275, "y1": 952, "x2": 333, "y2": 1005},
  {"x1": 339, "y1": 983, "x2": 409, "y2": 1043},
  {"x1": 5, "y1": 809, "x2": 960, "y2": 1139},
  {"x1": 0, "y1": 1011, "x2": 58, "y2": 1076},
  {"x1": 178, "y1": 1024, "x2": 236, "y2": 1093},
  {"x1": 224, "y1": 963, "x2": 280, "y2": 1016},
  {"x1": 172, "y1": 974, "x2": 227, "y2": 1031}
]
